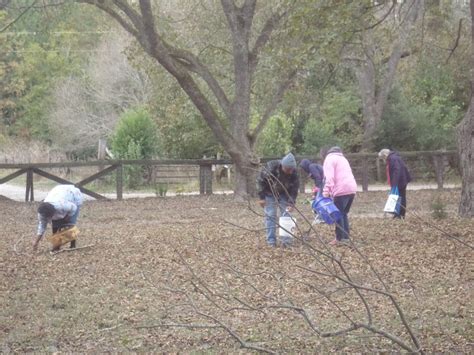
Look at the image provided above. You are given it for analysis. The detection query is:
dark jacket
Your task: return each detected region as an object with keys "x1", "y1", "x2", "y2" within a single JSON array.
[
  {"x1": 256, "y1": 160, "x2": 299, "y2": 203},
  {"x1": 300, "y1": 159, "x2": 324, "y2": 190},
  {"x1": 387, "y1": 151, "x2": 412, "y2": 189}
]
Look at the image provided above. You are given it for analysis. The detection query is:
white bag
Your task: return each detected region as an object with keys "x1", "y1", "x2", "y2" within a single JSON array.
[
  {"x1": 383, "y1": 187, "x2": 400, "y2": 213},
  {"x1": 279, "y1": 214, "x2": 296, "y2": 244}
]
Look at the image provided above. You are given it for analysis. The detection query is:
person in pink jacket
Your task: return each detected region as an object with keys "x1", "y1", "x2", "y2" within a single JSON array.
[{"x1": 321, "y1": 146, "x2": 357, "y2": 245}]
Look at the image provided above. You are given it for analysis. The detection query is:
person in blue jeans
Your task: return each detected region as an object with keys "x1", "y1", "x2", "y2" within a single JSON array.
[
  {"x1": 257, "y1": 153, "x2": 299, "y2": 247},
  {"x1": 34, "y1": 184, "x2": 83, "y2": 251}
]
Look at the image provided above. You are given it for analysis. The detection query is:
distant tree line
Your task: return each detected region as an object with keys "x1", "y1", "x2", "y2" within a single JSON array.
[{"x1": 0, "y1": 1, "x2": 470, "y2": 197}]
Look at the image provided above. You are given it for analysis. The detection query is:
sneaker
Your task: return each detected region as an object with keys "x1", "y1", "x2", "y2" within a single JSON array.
[
  {"x1": 339, "y1": 238, "x2": 351, "y2": 245},
  {"x1": 267, "y1": 242, "x2": 276, "y2": 248},
  {"x1": 312, "y1": 215, "x2": 323, "y2": 225},
  {"x1": 328, "y1": 239, "x2": 338, "y2": 246}
]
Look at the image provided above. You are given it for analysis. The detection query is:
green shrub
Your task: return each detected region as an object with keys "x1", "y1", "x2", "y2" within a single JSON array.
[
  {"x1": 123, "y1": 141, "x2": 143, "y2": 189},
  {"x1": 256, "y1": 112, "x2": 294, "y2": 157},
  {"x1": 111, "y1": 108, "x2": 159, "y2": 188},
  {"x1": 301, "y1": 87, "x2": 363, "y2": 154},
  {"x1": 111, "y1": 108, "x2": 158, "y2": 159}
]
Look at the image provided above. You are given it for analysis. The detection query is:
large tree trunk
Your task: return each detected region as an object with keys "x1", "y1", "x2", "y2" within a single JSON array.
[
  {"x1": 356, "y1": 44, "x2": 380, "y2": 151},
  {"x1": 78, "y1": 0, "x2": 292, "y2": 199},
  {"x1": 355, "y1": 1, "x2": 423, "y2": 151},
  {"x1": 231, "y1": 148, "x2": 260, "y2": 199},
  {"x1": 457, "y1": 105, "x2": 474, "y2": 216},
  {"x1": 457, "y1": 0, "x2": 474, "y2": 217}
]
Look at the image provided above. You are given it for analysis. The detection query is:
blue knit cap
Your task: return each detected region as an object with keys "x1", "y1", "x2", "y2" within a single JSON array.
[{"x1": 281, "y1": 153, "x2": 297, "y2": 169}]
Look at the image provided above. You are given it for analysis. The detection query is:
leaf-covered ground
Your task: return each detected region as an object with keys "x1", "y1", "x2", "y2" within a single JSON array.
[{"x1": 1, "y1": 189, "x2": 472, "y2": 353}]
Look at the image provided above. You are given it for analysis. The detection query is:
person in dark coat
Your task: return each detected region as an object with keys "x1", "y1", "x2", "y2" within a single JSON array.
[
  {"x1": 378, "y1": 149, "x2": 412, "y2": 219},
  {"x1": 257, "y1": 153, "x2": 299, "y2": 247},
  {"x1": 299, "y1": 159, "x2": 324, "y2": 196}
]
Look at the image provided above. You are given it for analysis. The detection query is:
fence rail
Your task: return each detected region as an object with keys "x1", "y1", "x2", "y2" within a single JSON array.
[{"x1": 0, "y1": 151, "x2": 458, "y2": 201}]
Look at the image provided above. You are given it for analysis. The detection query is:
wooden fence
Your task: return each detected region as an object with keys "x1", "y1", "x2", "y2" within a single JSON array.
[{"x1": 0, "y1": 151, "x2": 458, "y2": 201}]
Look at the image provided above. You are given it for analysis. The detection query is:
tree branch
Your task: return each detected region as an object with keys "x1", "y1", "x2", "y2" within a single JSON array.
[
  {"x1": 249, "y1": 9, "x2": 288, "y2": 74},
  {"x1": 138, "y1": 0, "x2": 158, "y2": 52},
  {"x1": 373, "y1": 0, "x2": 422, "y2": 118},
  {"x1": 0, "y1": 0, "x2": 38, "y2": 33},
  {"x1": 250, "y1": 69, "x2": 297, "y2": 141},
  {"x1": 77, "y1": 0, "x2": 139, "y2": 38},
  {"x1": 136, "y1": 322, "x2": 221, "y2": 330},
  {"x1": 446, "y1": 18, "x2": 463, "y2": 64},
  {"x1": 169, "y1": 48, "x2": 232, "y2": 118},
  {"x1": 355, "y1": 0, "x2": 397, "y2": 33},
  {"x1": 221, "y1": 0, "x2": 256, "y2": 42}
]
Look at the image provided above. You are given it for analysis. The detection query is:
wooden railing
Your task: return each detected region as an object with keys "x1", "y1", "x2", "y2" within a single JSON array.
[
  {"x1": 0, "y1": 151, "x2": 458, "y2": 201},
  {"x1": 318, "y1": 150, "x2": 457, "y2": 192},
  {"x1": 0, "y1": 159, "x2": 222, "y2": 201}
]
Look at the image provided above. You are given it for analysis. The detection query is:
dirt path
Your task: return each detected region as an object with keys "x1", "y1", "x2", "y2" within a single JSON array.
[{"x1": 0, "y1": 182, "x2": 460, "y2": 202}]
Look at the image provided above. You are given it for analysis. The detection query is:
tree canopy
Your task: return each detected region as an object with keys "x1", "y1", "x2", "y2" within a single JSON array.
[{"x1": 0, "y1": 1, "x2": 470, "y2": 189}]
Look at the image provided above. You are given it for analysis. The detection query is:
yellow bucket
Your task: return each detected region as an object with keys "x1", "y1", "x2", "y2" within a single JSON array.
[{"x1": 46, "y1": 226, "x2": 80, "y2": 248}]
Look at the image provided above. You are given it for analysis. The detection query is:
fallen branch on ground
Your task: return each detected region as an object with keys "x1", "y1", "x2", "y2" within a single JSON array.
[{"x1": 49, "y1": 244, "x2": 95, "y2": 255}]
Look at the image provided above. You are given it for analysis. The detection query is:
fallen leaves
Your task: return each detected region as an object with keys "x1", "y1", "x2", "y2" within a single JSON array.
[{"x1": 0, "y1": 190, "x2": 472, "y2": 352}]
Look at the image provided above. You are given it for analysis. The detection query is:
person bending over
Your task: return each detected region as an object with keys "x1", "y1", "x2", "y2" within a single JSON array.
[
  {"x1": 256, "y1": 153, "x2": 299, "y2": 248},
  {"x1": 34, "y1": 184, "x2": 83, "y2": 251}
]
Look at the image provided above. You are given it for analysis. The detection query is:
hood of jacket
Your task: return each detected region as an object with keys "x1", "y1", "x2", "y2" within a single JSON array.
[{"x1": 299, "y1": 159, "x2": 311, "y2": 173}]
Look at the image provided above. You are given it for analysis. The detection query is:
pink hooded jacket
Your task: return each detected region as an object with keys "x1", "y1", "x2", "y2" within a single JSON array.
[{"x1": 322, "y1": 151, "x2": 357, "y2": 197}]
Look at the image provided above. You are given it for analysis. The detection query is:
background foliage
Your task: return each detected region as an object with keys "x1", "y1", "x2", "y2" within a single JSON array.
[{"x1": 0, "y1": 1, "x2": 470, "y2": 160}]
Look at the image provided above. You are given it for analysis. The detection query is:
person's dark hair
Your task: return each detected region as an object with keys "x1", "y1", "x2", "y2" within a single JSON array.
[
  {"x1": 38, "y1": 202, "x2": 55, "y2": 218},
  {"x1": 299, "y1": 159, "x2": 311, "y2": 173}
]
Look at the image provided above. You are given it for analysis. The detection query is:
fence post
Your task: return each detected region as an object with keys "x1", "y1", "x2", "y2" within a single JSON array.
[
  {"x1": 97, "y1": 138, "x2": 107, "y2": 182},
  {"x1": 116, "y1": 163, "x2": 123, "y2": 200},
  {"x1": 299, "y1": 169, "x2": 307, "y2": 193},
  {"x1": 433, "y1": 154, "x2": 444, "y2": 189},
  {"x1": 376, "y1": 158, "x2": 382, "y2": 182},
  {"x1": 25, "y1": 168, "x2": 34, "y2": 202},
  {"x1": 199, "y1": 163, "x2": 213, "y2": 195},
  {"x1": 361, "y1": 159, "x2": 369, "y2": 192}
]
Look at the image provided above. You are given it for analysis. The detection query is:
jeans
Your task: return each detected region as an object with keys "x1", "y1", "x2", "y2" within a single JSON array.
[
  {"x1": 333, "y1": 194, "x2": 354, "y2": 241},
  {"x1": 264, "y1": 195, "x2": 289, "y2": 246}
]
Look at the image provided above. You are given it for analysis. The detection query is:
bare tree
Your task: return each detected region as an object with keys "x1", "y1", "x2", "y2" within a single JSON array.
[
  {"x1": 457, "y1": 0, "x2": 474, "y2": 217},
  {"x1": 75, "y1": 0, "x2": 296, "y2": 198},
  {"x1": 0, "y1": 136, "x2": 65, "y2": 163},
  {"x1": 50, "y1": 31, "x2": 154, "y2": 153}
]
